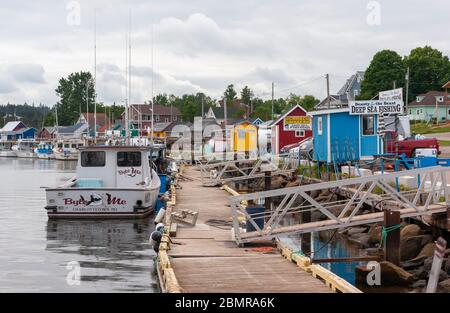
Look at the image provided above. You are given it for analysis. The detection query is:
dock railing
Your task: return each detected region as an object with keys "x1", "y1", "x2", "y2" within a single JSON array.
[{"x1": 230, "y1": 166, "x2": 450, "y2": 245}]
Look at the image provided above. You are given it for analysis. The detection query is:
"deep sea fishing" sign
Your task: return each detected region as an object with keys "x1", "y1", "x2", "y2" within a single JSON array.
[{"x1": 348, "y1": 100, "x2": 404, "y2": 115}]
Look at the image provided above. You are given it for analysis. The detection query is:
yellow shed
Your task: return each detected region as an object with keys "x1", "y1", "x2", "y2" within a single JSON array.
[{"x1": 231, "y1": 121, "x2": 258, "y2": 152}]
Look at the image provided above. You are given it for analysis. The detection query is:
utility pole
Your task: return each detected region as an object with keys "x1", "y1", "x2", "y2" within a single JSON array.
[
  {"x1": 271, "y1": 82, "x2": 274, "y2": 120},
  {"x1": 201, "y1": 94, "x2": 204, "y2": 118},
  {"x1": 405, "y1": 67, "x2": 410, "y2": 115},
  {"x1": 86, "y1": 81, "x2": 89, "y2": 137},
  {"x1": 326, "y1": 74, "x2": 330, "y2": 109},
  {"x1": 393, "y1": 81, "x2": 396, "y2": 89}
]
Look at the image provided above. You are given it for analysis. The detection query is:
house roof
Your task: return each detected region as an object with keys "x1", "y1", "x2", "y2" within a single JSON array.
[
  {"x1": 337, "y1": 71, "x2": 365, "y2": 95},
  {"x1": 309, "y1": 108, "x2": 350, "y2": 116},
  {"x1": 126, "y1": 104, "x2": 181, "y2": 117},
  {"x1": 56, "y1": 123, "x2": 86, "y2": 135},
  {"x1": 0, "y1": 121, "x2": 26, "y2": 132},
  {"x1": 408, "y1": 91, "x2": 450, "y2": 107},
  {"x1": 442, "y1": 81, "x2": 450, "y2": 89},
  {"x1": 272, "y1": 104, "x2": 308, "y2": 126},
  {"x1": 82, "y1": 113, "x2": 110, "y2": 127},
  {"x1": 2, "y1": 127, "x2": 36, "y2": 136}
]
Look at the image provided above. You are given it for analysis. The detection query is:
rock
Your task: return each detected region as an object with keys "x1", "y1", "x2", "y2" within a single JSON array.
[
  {"x1": 412, "y1": 280, "x2": 427, "y2": 288},
  {"x1": 420, "y1": 235, "x2": 433, "y2": 247},
  {"x1": 368, "y1": 224, "x2": 382, "y2": 244},
  {"x1": 355, "y1": 261, "x2": 414, "y2": 287},
  {"x1": 445, "y1": 249, "x2": 450, "y2": 258},
  {"x1": 400, "y1": 224, "x2": 421, "y2": 239},
  {"x1": 428, "y1": 270, "x2": 450, "y2": 283},
  {"x1": 348, "y1": 233, "x2": 371, "y2": 248},
  {"x1": 364, "y1": 247, "x2": 384, "y2": 256},
  {"x1": 409, "y1": 268, "x2": 427, "y2": 280},
  {"x1": 444, "y1": 258, "x2": 450, "y2": 275},
  {"x1": 401, "y1": 236, "x2": 424, "y2": 261},
  {"x1": 346, "y1": 227, "x2": 368, "y2": 236},
  {"x1": 409, "y1": 243, "x2": 436, "y2": 262},
  {"x1": 423, "y1": 256, "x2": 434, "y2": 273},
  {"x1": 437, "y1": 278, "x2": 450, "y2": 293}
]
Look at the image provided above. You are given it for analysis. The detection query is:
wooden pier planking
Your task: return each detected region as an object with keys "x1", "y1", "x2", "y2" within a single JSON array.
[{"x1": 167, "y1": 166, "x2": 333, "y2": 293}]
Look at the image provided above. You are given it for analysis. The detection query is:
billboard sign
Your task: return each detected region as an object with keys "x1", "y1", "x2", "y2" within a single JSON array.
[
  {"x1": 349, "y1": 100, "x2": 404, "y2": 115},
  {"x1": 379, "y1": 88, "x2": 403, "y2": 101},
  {"x1": 283, "y1": 116, "x2": 312, "y2": 131}
]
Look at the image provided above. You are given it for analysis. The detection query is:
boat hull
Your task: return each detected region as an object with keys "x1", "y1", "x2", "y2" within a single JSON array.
[
  {"x1": 37, "y1": 153, "x2": 55, "y2": 159},
  {"x1": 54, "y1": 152, "x2": 78, "y2": 161},
  {"x1": 0, "y1": 151, "x2": 17, "y2": 157},
  {"x1": 45, "y1": 187, "x2": 159, "y2": 219},
  {"x1": 16, "y1": 151, "x2": 37, "y2": 158}
]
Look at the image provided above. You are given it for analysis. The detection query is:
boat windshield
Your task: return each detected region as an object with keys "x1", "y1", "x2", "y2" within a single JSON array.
[
  {"x1": 81, "y1": 151, "x2": 106, "y2": 167},
  {"x1": 117, "y1": 151, "x2": 141, "y2": 167}
]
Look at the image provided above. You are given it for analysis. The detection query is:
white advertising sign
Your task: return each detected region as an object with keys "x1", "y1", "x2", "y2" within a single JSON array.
[
  {"x1": 379, "y1": 88, "x2": 403, "y2": 101},
  {"x1": 349, "y1": 100, "x2": 404, "y2": 115}
]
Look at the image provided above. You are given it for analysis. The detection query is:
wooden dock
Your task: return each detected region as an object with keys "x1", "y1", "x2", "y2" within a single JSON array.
[{"x1": 157, "y1": 166, "x2": 359, "y2": 293}]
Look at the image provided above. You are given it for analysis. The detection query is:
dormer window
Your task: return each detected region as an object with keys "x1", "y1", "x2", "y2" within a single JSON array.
[{"x1": 417, "y1": 96, "x2": 425, "y2": 102}]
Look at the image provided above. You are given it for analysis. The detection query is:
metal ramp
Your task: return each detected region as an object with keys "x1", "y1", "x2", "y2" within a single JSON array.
[
  {"x1": 230, "y1": 166, "x2": 450, "y2": 245},
  {"x1": 197, "y1": 154, "x2": 298, "y2": 186}
]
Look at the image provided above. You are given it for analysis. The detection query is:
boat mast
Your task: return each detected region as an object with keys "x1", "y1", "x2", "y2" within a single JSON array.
[
  {"x1": 94, "y1": 9, "x2": 97, "y2": 144},
  {"x1": 151, "y1": 23, "x2": 154, "y2": 145},
  {"x1": 124, "y1": 11, "x2": 130, "y2": 145}
]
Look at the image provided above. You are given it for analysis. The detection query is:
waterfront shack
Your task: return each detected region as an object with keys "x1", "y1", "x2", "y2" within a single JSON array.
[
  {"x1": 271, "y1": 104, "x2": 312, "y2": 155},
  {"x1": 230, "y1": 120, "x2": 258, "y2": 154},
  {"x1": 310, "y1": 108, "x2": 382, "y2": 163}
]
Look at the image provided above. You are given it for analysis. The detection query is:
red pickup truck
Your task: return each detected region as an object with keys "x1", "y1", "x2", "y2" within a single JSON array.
[{"x1": 384, "y1": 130, "x2": 440, "y2": 157}]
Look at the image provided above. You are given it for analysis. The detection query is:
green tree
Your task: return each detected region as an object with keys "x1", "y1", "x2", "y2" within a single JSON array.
[
  {"x1": 299, "y1": 95, "x2": 320, "y2": 111},
  {"x1": 55, "y1": 71, "x2": 95, "y2": 125},
  {"x1": 359, "y1": 50, "x2": 405, "y2": 100},
  {"x1": 240, "y1": 86, "x2": 253, "y2": 105},
  {"x1": 404, "y1": 46, "x2": 450, "y2": 99},
  {"x1": 224, "y1": 84, "x2": 237, "y2": 105}
]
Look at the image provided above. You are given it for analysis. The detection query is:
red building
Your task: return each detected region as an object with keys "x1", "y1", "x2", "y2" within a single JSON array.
[{"x1": 271, "y1": 104, "x2": 312, "y2": 154}]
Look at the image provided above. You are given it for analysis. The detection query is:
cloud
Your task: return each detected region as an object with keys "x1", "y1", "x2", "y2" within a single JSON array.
[{"x1": 5, "y1": 64, "x2": 46, "y2": 84}]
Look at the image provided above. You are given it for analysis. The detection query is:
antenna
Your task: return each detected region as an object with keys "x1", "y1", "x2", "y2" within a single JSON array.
[
  {"x1": 94, "y1": 9, "x2": 97, "y2": 143},
  {"x1": 151, "y1": 23, "x2": 154, "y2": 144}
]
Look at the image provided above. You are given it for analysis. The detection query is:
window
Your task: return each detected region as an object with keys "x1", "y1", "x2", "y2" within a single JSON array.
[
  {"x1": 238, "y1": 130, "x2": 246, "y2": 139},
  {"x1": 165, "y1": 117, "x2": 169, "y2": 122},
  {"x1": 173, "y1": 116, "x2": 177, "y2": 121},
  {"x1": 420, "y1": 109, "x2": 423, "y2": 113},
  {"x1": 155, "y1": 115, "x2": 160, "y2": 122},
  {"x1": 353, "y1": 89, "x2": 359, "y2": 97},
  {"x1": 117, "y1": 151, "x2": 141, "y2": 167},
  {"x1": 295, "y1": 130, "x2": 305, "y2": 137},
  {"x1": 317, "y1": 117, "x2": 323, "y2": 135},
  {"x1": 362, "y1": 116, "x2": 375, "y2": 135},
  {"x1": 416, "y1": 110, "x2": 420, "y2": 115},
  {"x1": 64, "y1": 143, "x2": 70, "y2": 148},
  {"x1": 81, "y1": 151, "x2": 106, "y2": 167},
  {"x1": 409, "y1": 110, "x2": 412, "y2": 114}
]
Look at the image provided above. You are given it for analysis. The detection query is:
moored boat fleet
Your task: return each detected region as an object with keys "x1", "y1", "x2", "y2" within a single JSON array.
[{"x1": 0, "y1": 138, "x2": 84, "y2": 160}]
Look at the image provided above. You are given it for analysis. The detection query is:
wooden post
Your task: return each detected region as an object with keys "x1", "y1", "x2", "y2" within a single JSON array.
[
  {"x1": 384, "y1": 210, "x2": 401, "y2": 266},
  {"x1": 264, "y1": 171, "x2": 271, "y2": 213},
  {"x1": 302, "y1": 208, "x2": 312, "y2": 255}
]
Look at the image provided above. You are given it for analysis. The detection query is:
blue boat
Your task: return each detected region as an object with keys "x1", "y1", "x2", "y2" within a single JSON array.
[{"x1": 34, "y1": 142, "x2": 55, "y2": 159}]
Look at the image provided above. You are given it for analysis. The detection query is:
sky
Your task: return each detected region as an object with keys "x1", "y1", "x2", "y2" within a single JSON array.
[{"x1": 0, "y1": 0, "x2": 449, "y2": 106}]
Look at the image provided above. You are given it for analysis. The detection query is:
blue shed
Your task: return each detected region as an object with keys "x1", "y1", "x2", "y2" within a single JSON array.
[
  {"x1": 7, "y1": 127, "x2": 36, "y2": 141},
  {"x1": 310, "y1": 108, "x2": 382, "y2": 163}
]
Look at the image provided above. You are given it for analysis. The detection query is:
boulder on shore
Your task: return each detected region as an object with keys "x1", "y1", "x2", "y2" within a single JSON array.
[
  {"x1": 368, "y1": 224, "x2": 382, "y2": 244},
  {"x1": 437, "y1": 278, "x2": 450, "y2": 293},
  {"x1": 355, "y1": 261, "x2": 414, "y2": 286},
  {"x1": 400, "y1": 235, "x2": 432, "y2": 261},
  {"x1": 409, "y1": 243, "x2": 436, "y2": 262},
  {"x1": 400, "y1": 224, "x2": 421, "y2": 239}
]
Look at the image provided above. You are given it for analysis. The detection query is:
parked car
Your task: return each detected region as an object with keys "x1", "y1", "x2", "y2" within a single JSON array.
[{"x1": 280, "y1": 137, "x2": 313, "y2": 160}]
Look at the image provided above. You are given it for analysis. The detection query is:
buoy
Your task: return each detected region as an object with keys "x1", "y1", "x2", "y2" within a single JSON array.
[
  {"x1": 155, "y1": 208, "x2": 166, "y2": 224},
  {"x1": 149, "y1": 230, "x2": 162, "y2": 247},
  {"x1": 155, "y1": 223, "x2": 165, "y2": 233}
]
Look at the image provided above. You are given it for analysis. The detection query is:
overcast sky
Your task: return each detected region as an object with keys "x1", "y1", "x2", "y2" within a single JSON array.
[{"x1": 0, "y1": 0, "x2": 449, "y2": 106}]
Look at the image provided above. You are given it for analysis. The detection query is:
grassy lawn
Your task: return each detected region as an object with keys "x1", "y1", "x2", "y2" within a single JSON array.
[
  {"x1": 411, "y1": 122, "x2": 450, "y2": 134},
  {"x1": 439, "y1": 140, "x2": 450, "y2": 146}
]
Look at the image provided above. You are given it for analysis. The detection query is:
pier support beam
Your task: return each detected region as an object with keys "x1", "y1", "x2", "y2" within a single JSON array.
[
  {"x1": 384, "y1": 210, "x2": 401, "y2": 266},
  {"x1": 264, "y1": 171, "x2": 272, "y2": 214}
]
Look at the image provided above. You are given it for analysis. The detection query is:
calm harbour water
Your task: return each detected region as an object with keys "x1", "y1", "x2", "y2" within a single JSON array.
[{"x1": 0, "y1": 158, "x2": 158, "y2": 292}]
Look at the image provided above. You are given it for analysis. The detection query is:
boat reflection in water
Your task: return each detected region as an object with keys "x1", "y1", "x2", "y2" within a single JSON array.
[{"x1": 45, "y1": 218, "x2": 158, "y2": 292}]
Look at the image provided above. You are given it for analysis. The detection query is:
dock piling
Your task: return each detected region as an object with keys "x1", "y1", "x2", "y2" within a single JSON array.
[{"x1": 383, "y1": 210, "x2": 401, "y2": 266}]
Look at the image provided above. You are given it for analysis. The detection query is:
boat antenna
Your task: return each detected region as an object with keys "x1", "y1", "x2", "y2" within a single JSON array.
[
  {"x1": 128, "y1": 9, "x2": 132, "y2": 145},
  {"x1": 86, "y1": 79, "x2": 89, "y2": 137},
  {"x1": 94, "y1": 8, "x2": 97, "y2": 144},
  {"x1": 151, "y1": 23, "x2": 155, "y2": 145}
]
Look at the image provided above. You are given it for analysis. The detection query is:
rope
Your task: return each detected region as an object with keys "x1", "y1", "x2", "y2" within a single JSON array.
[{"x1": 380, "y1": 224, "x2": 402, "y2": 248}]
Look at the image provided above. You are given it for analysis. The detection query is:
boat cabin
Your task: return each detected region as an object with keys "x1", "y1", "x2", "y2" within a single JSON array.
[{"x1": 76, "y1": 146, "x2": 152, "y2": 189}]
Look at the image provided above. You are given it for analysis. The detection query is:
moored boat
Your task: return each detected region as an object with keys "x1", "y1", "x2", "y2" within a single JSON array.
[
  {"x1": 12, "y1": 139, "x2": 38, "y2": 158},
  {"x1": 35, "y1": 142, "x2": 55, "y2": 159},
  {"x1": 0, "y1": 141, "x2": 16, "y2": 157},
  {"x1": 45, "y1": 145, "x2": 161, "y2": 218},
  {"x1": 53, "y1": 139, "x2": 83, "y2": 161}
]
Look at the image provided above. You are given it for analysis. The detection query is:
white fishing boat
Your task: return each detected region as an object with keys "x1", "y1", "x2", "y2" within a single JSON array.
[
  {"x1": 45, "y1": 146, "x2": 161, "y2": 218},
  {"x1": 0, "y1": 141, "x2": 16, "y2": 157},
  {"x1": 12, "y1": 139, "x2": 38, "y2": 158},
  {"x1": 53, "y1": 139, "x2": 84, "y2": 161},
  {"x1": 34, "y1": 142, "x2": 55, "y2": 159}
]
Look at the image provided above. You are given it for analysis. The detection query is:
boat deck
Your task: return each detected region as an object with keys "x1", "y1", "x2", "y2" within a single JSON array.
[{"x1": 165, "y1": 166, "x2": 333, "y2": 293}]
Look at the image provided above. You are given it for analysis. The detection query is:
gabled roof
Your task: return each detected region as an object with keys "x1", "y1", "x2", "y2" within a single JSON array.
[
  {"x1": 0, "y1": 121, "x2": 26, "y2": 132},
  {"x1": 272, "y1": 104, "x2": 308, "y2": 126},
  {"x1": 56, "y1": 123, "x2": 86, "y2": 135},
  {"x1": 81, "y1": 113, "x2": 110, "y2": 127},
  {"x1": 408, "y1": 91, "x2": 450, "y2": 107},
  {"x1": 126, "y1": 104, "x2": 181, "y2": 117}
]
